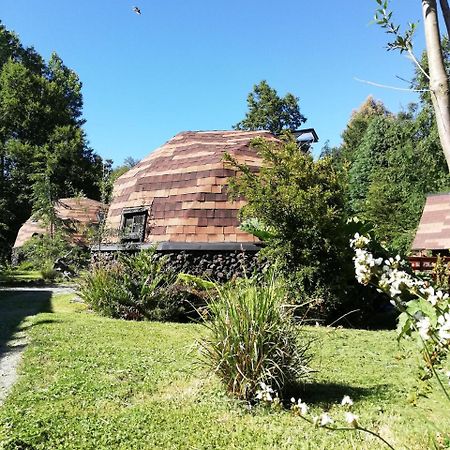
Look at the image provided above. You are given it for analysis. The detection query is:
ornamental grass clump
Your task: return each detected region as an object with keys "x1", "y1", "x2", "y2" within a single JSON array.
[
  {"x1": 78, "y1": 249, "x2": 199, "y2": 321},
  {"x1": 202, "y1": 276, "x2": 311, "y2": 401}
]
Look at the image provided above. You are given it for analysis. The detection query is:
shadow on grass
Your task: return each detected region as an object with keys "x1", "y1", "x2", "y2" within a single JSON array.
[
  {"x1": 284, "y1": 381, "x2": 390, "y2": 407},
  {"x1": 0, "y1": 289, "x2": 52, "y2": 359}
]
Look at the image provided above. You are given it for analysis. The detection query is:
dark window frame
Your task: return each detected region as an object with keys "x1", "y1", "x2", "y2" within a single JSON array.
[{"x1": 120, "y1": 207, "x2": 148, "y2": 243}]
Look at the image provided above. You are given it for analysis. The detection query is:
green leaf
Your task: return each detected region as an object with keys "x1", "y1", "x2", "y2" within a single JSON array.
[{"x1": 397, "y1": 311, "x2": 412, "y2": 339}]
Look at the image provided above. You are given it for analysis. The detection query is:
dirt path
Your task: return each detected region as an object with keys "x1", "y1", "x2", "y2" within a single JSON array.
[
  {"x1": 0, "y1": 287, "x2": 74, "y2": 405},
  {"x1": 0, "y1": 323, "x2": 28, "y2": 404},
  {"x1": 0, "y1": 286, "x2": 76, "y2": 293}
]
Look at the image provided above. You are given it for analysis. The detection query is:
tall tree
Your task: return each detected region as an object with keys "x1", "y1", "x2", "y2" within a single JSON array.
[
  {"x1": 375, "y1": 0, "x2": 450, "y2": 170},
  {"x1": 233, "y1": 80, "x2": 306, "y2": 134},
  {"x1": 334, "y1": 43, "x2": 450, "y2": 253},
  {"x1": 335, "y1": 96, "x2": 389, "y2": 165},
  {"x1": 343, "y1": 99, "x2": 450, "y2": 253},
  {"x1": 0, "y1": 21, "x2": 102, "y2": 258},
  {"x1": 422, "y1": 0, "x2": 450, "y2": 169}
]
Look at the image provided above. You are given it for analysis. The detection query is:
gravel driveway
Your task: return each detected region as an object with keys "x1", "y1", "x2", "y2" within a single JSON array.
[{"x1": 0, "y1": 287, "x2": 75, "y2": 405}]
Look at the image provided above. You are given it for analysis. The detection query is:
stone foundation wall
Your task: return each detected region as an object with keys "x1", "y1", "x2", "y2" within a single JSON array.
[
  {"x1": 93, "y1": 248, "x2": 266, "y2": 282},
  {"x1": 154, "y1": 250, "x2": 266, "y2": 282}
]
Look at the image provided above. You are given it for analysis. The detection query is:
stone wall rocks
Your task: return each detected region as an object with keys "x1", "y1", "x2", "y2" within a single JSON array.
[{"x1": 92, "y1": 249, "x2": 267, "y2": 282}]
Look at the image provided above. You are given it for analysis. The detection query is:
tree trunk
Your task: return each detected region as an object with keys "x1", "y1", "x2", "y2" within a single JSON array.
[
  {"x1": 439, "y1": 0, "x2": 450, "y2": 37},
  {"x1": 422, "y1": 0, "x2": 450, "y2": 171}
]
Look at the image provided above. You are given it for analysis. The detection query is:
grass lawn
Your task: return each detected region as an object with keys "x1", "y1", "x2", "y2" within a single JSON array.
[
  {"x1": 0, "y1": 292, "x2": 449, "y2": 449},
  {"x1": 0, "y1": 270, "x2": 43, "y2": 286}
]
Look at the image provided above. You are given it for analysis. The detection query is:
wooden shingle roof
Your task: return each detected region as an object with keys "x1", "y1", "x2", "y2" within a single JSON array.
[
  {"x1": 14, "y1": 198, "x2": 105, "y2": 248},
  {"x1": 412, "y1": 193, "x2": 450, "y2": 250},
  {"x1": 105, "y1": 130, "x2": 278, "y2": 245}
]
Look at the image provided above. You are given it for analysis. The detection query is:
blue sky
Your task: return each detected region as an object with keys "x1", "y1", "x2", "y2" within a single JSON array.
[{"x1": 2, "y1": 0, "x2": 427, "y2": 163}]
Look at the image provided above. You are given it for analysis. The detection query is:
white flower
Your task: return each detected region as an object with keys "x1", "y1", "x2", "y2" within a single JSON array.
[
  {"x1": 382, "y1": 256, "x2": 404, "y2": 271},
  {"x1": 341, "y1": 395, "x2": 353, "y2": 406},
  {"x1": 377, "y1": 267, "x2": 417, "y2": 299},
  {"x1": 297, "y1": 400, "x2": 308, "y2": 416},
  {"x1": 420, "y1": 286, "x2": 437, "y2": 306},
  {"x1": 430, "y1": 290, "x2": 449, "y2": 306},
  {"x1": 319, "y1": 412, "x2": 333, "y2": 427},
  {"x1": 290, "y1": 397, "x2": 309, "y2": 415},
  {"x1": 419, "y1": 286, "x2": 449, "y2": 306},
  {"x1": 345, "y1": 412, "x2": 359, "y2": 428},
  {"x1": 350, "y1": 233, "x2": 370, "y2": 249},
  {"x1": 420, "y1": 286, "x2": 435, "y2": 297},
  {"x1": 353, "y1": 248, "x2": 376, "y2": 284},
  {"x1": 255, "y1": 382, "x2": 275, "y2": 403},
  {"x1": 417, "y1": 317, "x2": 431, "y2": 341},
  {"x1": 437, "y1": 313, "x2": 450, "y2": 343}
]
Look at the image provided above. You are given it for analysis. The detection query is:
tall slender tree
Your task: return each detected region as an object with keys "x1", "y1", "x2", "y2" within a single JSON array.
[{"x1": 375, "y1": 0, "x2": 450, "y2": 170}]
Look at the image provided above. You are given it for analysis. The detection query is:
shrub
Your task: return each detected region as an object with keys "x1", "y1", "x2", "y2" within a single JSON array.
[
  {"x1": 17, "y1": 260, "x2": 35, "y2": 271},
  {"x1": 78, "y1": 249, "x2": 206, "y2": 322},
  {"x1": 432, "y1": 254, "x2": 450, "y2": 291},
  {"x1": 78, "y1": 259, "x2": 130, "y2": 318},
  {"x1": 40, "y1": 262, "x2": 58, "y2": 282},
  {"x1": 224, "y1": 136, "x2": 358, "y2": 321},
  {"x1": 20, "y1": 231, "x2": 89, "y2": 276},
  {"x1": 201, "y1": 275, "x2": 311, "y2": 401}
]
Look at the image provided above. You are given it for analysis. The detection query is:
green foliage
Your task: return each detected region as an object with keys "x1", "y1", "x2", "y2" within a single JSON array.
[
  {"x1": 411, "y1": 37, "x2": 450, "y2": 107},
  {"x1": 239, "y1": 218, "x2": 276, "y2": 242},
  {"x1": 16, "y1": 260, "x2": 34, "y2": 271},
  {"x1": 202, "y1": 275, "x2": 311, "y2": 401},
  {"x1": 18, "y1": 229, "x2": 90, "y2": 278},
  {"x1": 348, "y1": 115, "x2": 403, "y2": 215},
  {"x1": 347, "y1": 108, "x2": 450, "y2": 254},
  {"x1": 233, "y1": 80, "x2": 306, "y2": 134},
  {"x1": 374, "y1": 0, "x2": 417, "y2": 54},
  {"x1": 0, "y1": 22, "x2": 103, "y2": 256},
  {"x1": 20, "y1": 231, "x2": 71, "y2": 269},
  {"x1": 110, "y1": 156, "x2": 141, "y2": 184},
  {"x1": 78, "y1": 250, "x2": 203, "y2": 322},
  {"x1": 338, "y1": 96, "x2": 390, "y2": 164},
  {"x1": 432, "y1": 254, "x2": 450, "y2": 291},
  {"x1": 333, "y1": 42, "x2": 450, "y2": 255},
  {"x1": 31, "y1": 175, "x2": 60, "y2": 234},
  {"x1": 40, "y1": 263, "x2": 58, "y2": 282},
  {"x1": 177, "y1": 272, "x2": 217, "y2": 291},
  {"x1": 226, "y1": 137, "x2": 353, "y2": 317}
]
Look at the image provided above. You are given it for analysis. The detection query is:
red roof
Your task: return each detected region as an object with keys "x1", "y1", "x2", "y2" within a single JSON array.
[
  {"x1": 412, "y1": 193, "x2": 450, "y2": 250},
  {"x1": 14, "y1": 198, "x2": 106, "y2": 248},
  {"x1": 105, "y1": 130, "x2": 278, "y2": 244}
]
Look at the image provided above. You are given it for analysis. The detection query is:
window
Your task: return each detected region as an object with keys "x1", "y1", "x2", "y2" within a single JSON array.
[{"x1": 121, "y1": 209, "x2": 147, "y2": 242}]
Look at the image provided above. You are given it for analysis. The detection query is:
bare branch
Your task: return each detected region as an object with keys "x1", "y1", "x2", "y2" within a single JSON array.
[
  {"x1": 354, "y1": 77, "x2": 430, "y2": 92},
  {"x1": 395, "y1": 75, "x2": 415, "y2": 84},
  {"x1": 406, "y1": 47, "x2": 431, "y2": 80}
]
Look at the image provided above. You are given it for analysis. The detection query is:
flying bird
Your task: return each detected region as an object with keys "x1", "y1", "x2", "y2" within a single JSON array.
[{"x1": 133, "y1": 6, "x2": 142, "y2": 15}]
